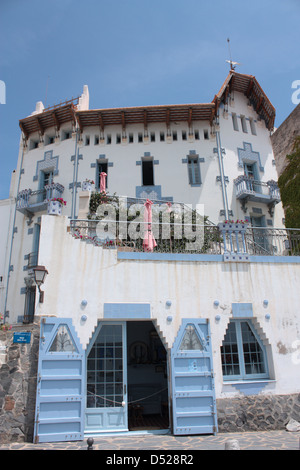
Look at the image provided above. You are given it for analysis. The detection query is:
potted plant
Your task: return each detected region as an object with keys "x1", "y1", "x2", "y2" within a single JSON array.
[
  {"x1": 47, "y1": 197, "x2": 67, "y2": 216},
  {"x1": 82, "y1": 179, "x2": 94, "y2": 191},
  {"x1": 0, "y1": 313, "x2": 12, "y2": 332}
]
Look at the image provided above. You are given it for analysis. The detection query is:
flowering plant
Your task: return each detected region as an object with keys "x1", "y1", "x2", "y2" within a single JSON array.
[
  {"x1": 0, "y1": 313, "x2": 12, "y2": 331},
  {"x1": 105, "y1": 240, "x2": 116, "y2": 247},
  {"x1": 84, "y1": 179, "x2": 94, "y2": 184},
  {"x1": 48, "y1": 197, "x2": 67, "y2": 206}
]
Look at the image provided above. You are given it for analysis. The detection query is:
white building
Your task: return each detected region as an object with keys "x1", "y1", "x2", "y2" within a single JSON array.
[
  {"x1": 1, "y1": 70, "x2": 300, "y2": 443},
  {"x1": 0, "y1": 170, "x2": 19, "y2": 319}
]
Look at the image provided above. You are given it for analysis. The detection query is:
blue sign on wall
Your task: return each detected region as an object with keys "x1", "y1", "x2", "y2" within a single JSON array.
[{"x1": 13, "y1": 332, "x2": 31, "y2": 344}]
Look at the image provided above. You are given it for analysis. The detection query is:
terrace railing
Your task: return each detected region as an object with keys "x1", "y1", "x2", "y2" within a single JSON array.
[
  {"x1": 69, "y1": 193, "x2": 299, "y2": 257},
  {"x1": 70, "y1": 219, "x2": 223, "y2": 254},
  {"x1": 245, "y1": 227, "x2": 300, "y2": 256},
  {"x1": 69, "y1": 219, "x2": 300, "y2": 257}
]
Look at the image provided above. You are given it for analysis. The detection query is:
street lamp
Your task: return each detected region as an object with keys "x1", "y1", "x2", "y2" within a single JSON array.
[{"x1": 33, "y1": 265, "x2": 48, "y2": 303}]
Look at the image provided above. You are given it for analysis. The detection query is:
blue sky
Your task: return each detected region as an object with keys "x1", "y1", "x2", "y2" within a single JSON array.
[{"x1": 0, "y1": 0, "x2": 299, "y2": 199}]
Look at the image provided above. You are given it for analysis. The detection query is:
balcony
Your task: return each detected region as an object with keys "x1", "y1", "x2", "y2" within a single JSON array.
[
  {"x1": 68, "y1": 195, "x2": 300, "y2": 258},
  {"x1": 27, "y1": 251, "x2": 38, "y2": 269},
  {"x1": 234, "y1": 176, "x2": 280, "y2": 214},
  {"x1": 16, "y1": 183, "x2": 64, "y2": 217},
  {"x1": 71, "y1": 220, "x2": 300, "y2": 258}
]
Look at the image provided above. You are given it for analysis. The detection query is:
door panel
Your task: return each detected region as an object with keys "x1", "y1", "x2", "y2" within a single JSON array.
[
  {"x1": 251, "y1": 216, "x2": 270, "y2": 254},
  {"x1": 85, "y1": 322, "x2": 128, "y2": 433},
  {"x1": 171, "y1": 319, "x2": 218, "y2": 435},
  {"x1": 34, "y1": 318, "x2": 85, "y2": 443}
]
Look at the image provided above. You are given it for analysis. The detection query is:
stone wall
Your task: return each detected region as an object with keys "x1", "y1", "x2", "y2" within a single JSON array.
[
  {"x1": 217, "y1": 393, "x2": 300, "y2": 432},
  {"x1": 0, "y1": 321, "x2": 40, "y2": 443},
  {"x1": 271, "y1": 103, "x2": 300, "y2": 177}
]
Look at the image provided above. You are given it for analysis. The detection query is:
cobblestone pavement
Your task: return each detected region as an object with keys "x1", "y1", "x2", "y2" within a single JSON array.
[{"x1": 0, "y1": 430, "x2": 299, "y2": 451}]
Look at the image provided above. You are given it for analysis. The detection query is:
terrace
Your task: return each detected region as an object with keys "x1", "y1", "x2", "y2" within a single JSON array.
[{"x1": 69, "y1": 195, "x2": 300, "y2": 259}]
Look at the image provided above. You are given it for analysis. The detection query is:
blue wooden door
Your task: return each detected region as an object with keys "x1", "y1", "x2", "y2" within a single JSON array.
[
  {"x1": 171, "y1": 319, "x2": 218, "y2": 435},
  {"x1": 85, "y1": 322, "x2": 128, "y2": 434},
  {"x1": 34, "y1": 317, "x2": 85, "y2": 443}
]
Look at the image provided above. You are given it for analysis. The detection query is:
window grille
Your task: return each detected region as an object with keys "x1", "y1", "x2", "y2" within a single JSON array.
[{"x1": 221, "y1": 320, "x2": 269, "y2": 380}]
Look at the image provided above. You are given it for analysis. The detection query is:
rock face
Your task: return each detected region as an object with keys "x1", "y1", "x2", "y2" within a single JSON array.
[
  {"x1": 0, "y1": 322, "x2": 40, "y2": 443},
  {"x1": 271, "y1": 103, "x2": 300, "y2": 177},
  {"x1": 217, "y1": 394, "x2": 300, "y2": 432}
]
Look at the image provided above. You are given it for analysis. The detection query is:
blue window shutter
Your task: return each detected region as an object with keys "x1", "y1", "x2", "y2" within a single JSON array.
[{"x1": 188, "y1": 157, "x2": 201, "y2": 185}]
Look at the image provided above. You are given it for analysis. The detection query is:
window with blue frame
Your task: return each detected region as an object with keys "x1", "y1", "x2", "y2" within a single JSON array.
[
  {"x1": 142, "y1": 158, "x2": 154, "y2": 186},
  {"x1": 37, "y1": 170, "x2": 53, "y2": 202},
  {"x1": 221, "y1": 320, "x2": 269, "y2": 380},
  {"x1": 243, "y1": 162, "x2": 261, "y2": 193},
  {"x1": 187, "y1": 156, "x2": 201, "y2": 185},
  {"x1": 96, "y1": 161, "x2": 108, "y2": 189}
]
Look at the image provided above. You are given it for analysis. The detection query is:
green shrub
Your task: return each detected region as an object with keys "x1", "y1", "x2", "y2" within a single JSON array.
[{"x1": 278, "y1": 136, "x2": 300, "y2": 228}]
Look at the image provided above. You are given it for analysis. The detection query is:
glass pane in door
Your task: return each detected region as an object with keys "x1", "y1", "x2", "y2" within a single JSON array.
[
  {"x1": 49, "y1": 324, "x2": 78, "y2": 353},
  {"x1": 179, "y1": 324, "x2": 203, "y2": 351},
  {"x1": 87, "y1": 325, "x2": 123, "y2": 408}
]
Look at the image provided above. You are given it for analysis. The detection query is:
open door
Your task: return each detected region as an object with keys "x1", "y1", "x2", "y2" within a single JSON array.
[
  {"x1": 85, "y1": 322, "x2": 128, "y2": 434},
  {"x1": 171, "y1": 319, "x2": 218, "y2": 435},
  {"x1": 34, "y1": 317, "x2": 86, "y2": 443}
]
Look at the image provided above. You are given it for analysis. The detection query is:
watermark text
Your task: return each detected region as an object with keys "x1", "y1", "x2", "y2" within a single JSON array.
[
  {"x1": 0, "y1": 80, "x2": 6, "y2": 104},
  {"x1": 291, "y1": 80, "x2": 300, "y2": 105}
]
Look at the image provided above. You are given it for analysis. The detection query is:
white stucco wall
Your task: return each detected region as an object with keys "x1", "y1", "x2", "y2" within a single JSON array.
[
  {"x1": 0, "y1": 197, "x2": 15, "y2": 314},
  {"x1": 219, "y1": 92, "x2": 285, "y2": 226},
  {"x1": 14, "y1": 91, "x2": 283, "y2": 225},
  {"x1": 5, "y1": 87, "x2": 285, "y2": 325},
  {"x1": 36, "y1": 215, "x2": 300, "y2": 399}
]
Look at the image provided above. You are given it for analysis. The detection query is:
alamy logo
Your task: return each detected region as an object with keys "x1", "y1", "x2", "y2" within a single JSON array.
[
  {"x1": 0, "y1": 80, "x2": 6, "y2": 104},
  {"x1": 291, "y1": 80, "x2": 300, "y2": 105},
  {"x1": 94, "y1": 200, "x2": 205, "y2": 251}
]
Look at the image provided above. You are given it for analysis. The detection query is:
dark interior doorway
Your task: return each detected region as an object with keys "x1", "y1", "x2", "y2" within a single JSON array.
[
  {"x1": 127, "y1": 321, "x2": 169, "y2": 431},
  {"x1": 142, "y1": 160, "x2": 154, "y2": 186}
]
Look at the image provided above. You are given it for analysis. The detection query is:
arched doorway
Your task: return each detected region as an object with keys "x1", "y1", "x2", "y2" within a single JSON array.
[{"x1": 85, "y1": 320, "x2": 169, "y2": 435}]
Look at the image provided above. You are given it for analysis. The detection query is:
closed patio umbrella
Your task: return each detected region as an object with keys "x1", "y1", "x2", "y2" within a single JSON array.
[
  {"x1": 100, "y1": 172, "x2": 107, "y2": 193},
  {"x1": 143, "y1": 199, "x2": 157, "y2": 252}
]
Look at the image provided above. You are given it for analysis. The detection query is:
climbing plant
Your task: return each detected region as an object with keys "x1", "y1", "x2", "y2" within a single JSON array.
[
  {"x1": 278, "y1": 136, "x2": 300, "y2": 228},
  {"x1": 88, "y1": 191, "x2": 118, "y2": 217}
]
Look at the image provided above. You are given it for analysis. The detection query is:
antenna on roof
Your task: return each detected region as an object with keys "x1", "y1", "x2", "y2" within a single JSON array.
[
  {"x1": 45, "y1": 75, "x2": 50, "y2": 107},
  {"x1": 226, "y1": 38, "x2": 241, "y2": 71}
]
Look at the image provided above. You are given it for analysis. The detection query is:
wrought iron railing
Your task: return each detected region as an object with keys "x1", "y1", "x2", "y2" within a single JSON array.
[
  {"x1": 245, "y1": 227, "x2": 300, "y2": 256},
  {"x1": 27, "y1": 251, "x2": 38, "y2": 268},
  {"x1": 69, "y1": 217, "x2": 300, "y2": 257},
  {"x1": 70, "y1": 219, "x2": 222, "y2": 254},
  {"x1": 17, "y1": 188, "x2": 47, "y2": 209},
  {"x1": 16, "y1": 183, "x2": 64, "y2": 213},
  {"x1": 68, "y1": 193, "x2": 299, "y2": 257},
  {"x1": 234, "y1": 176, "x2": 280, "y2": 201},
  {"x1": 72, "y1": 194, "x2": 218, "y2": 253}
]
